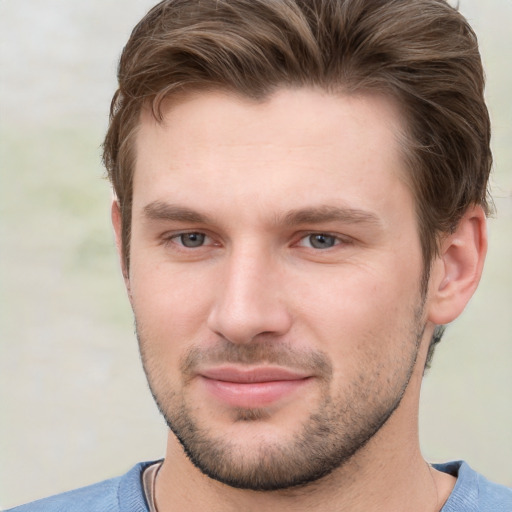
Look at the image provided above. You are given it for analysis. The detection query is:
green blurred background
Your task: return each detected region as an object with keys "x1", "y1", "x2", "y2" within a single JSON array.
[{"x1": 0, "y1": 0, "x2": 510, "y2": 507}]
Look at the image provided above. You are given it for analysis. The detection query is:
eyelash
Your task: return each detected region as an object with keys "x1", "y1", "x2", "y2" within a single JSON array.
[
  {"x1": 163, "y1": 231, "x2": 350, "y2": 251},
  {"x1": 165, "y1": 232, "x2": 214, "y2": 249},
  {"x1": 297, "y1": 233, "x2": 346, "y2": 250}
]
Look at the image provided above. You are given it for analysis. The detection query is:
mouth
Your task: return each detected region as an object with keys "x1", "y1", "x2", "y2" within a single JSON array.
[{"x1": 198, "y1": 366, "x2": 313, "y2": 408}]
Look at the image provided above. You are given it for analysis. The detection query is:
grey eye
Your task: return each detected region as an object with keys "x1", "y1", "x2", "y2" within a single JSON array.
[
  {"x1": 308, "y1": 234, "x2": 337, "y2": 249},
  {"x1": 179, "y1": 233, "x2": 206, "y2": 247}
]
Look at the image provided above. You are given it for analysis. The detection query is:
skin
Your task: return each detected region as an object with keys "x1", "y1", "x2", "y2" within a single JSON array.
[{"x1": 112, "y1": 88, "x2": 487, "y2": 511}]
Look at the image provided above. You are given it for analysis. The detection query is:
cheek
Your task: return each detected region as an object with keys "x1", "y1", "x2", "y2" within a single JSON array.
[
  {"x1": 291, "y1": 258, "x2": 423, "y2": 355},
  {"x1": 129, "y1": 261, "x2": 215, "y2": 352},
  {"x1": 299, "y1": 277, "x2": 423, "y2": 404}
]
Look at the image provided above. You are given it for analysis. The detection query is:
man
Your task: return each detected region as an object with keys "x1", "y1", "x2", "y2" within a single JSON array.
[{"x1": 9, "y1": 0, "x2": 511, "y2": 510}]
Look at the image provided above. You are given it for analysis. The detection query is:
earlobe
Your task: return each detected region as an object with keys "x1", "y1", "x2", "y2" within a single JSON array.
[{"x1": 427, "y1": 205, "x2": 487, "y2": 325}]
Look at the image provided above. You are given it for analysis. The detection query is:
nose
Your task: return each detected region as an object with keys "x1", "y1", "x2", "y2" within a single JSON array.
[{"x1": 207, "y1": 246, "x2": 292, "y2": 344}]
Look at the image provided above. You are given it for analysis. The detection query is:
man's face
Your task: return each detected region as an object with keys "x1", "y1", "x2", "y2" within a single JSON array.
[{"x1": 124, "y1": 88, "x2": 429, "y2": 490}]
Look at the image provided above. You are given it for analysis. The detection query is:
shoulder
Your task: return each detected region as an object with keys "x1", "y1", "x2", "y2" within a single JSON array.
[
  {"x1": 5, "y1": 477, "x2": 122, "y2": 512},
  {"x1": 434, "y1": 460, "x2": 512, "y2": 512},
  {"x1": 5, "y1": 461, "x2": 157, "y2": 512}
]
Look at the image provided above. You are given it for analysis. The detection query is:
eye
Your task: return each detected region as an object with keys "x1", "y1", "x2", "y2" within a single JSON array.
[
  {"x1": 174, "y1": 232, "x2": 207, "y2": 248},
  {"x1": 300, "y1": 233, "x2": 340, "y2": 249}
]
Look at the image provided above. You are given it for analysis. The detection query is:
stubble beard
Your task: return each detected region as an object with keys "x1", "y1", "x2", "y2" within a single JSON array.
[{"x1": 136, "y1": 307, "x2": 425, "y2": 492}]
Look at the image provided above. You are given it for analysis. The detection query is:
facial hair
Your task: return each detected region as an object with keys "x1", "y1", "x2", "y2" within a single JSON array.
[{"x1": 136, "y1": 306, "x2": 425, "y2": 492}]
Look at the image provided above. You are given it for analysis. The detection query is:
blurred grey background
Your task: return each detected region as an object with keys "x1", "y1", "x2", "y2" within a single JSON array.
[{"x1": 0, "y1": 0, "x2": 510, "y2": 507}]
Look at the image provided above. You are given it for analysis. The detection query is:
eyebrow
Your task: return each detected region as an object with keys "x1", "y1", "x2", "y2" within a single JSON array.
[
  {"x1": 142, "y1": 201, "x2": 381, "y2": 228},
  {"x1": 143, "y1": 201, "x2": 211, "y2": 224},
  {"x1": 280, "y1": 205, "x2": 381, "y2": 227}
]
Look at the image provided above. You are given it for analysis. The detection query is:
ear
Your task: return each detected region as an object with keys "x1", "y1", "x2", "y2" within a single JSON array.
[
  {"x1": 111, "y1": 197, "x2": 130, "y2": 288},
  {"x1": 427, "y1": 205, "x2": 487, "y2": 325}
]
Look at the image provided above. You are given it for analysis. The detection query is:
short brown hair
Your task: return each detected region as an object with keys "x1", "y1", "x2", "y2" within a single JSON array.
[{"x1": 103, "y1": 0, "x2": 492, "y2": 360}]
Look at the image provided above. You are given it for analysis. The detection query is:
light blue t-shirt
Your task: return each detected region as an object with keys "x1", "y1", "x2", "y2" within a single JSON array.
[
  {"x1": 6, "y1": 460, "x2": 512, "y2": 511},
  {"x1": 433, "y1": 461, "x2": 511, "y2": 511}
]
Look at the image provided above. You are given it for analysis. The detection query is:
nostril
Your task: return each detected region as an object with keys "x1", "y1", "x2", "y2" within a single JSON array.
[{"x1": 207, "y1": 299, "x2": 292, "y2": 345}]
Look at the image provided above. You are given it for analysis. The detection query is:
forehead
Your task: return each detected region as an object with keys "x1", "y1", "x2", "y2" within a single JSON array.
[
  {"x1": 137, "y1": 87, "x2": 405, "y2": 152},
  {"x1": 133, "y1": 88, "x2": 411, "y2": 222}
]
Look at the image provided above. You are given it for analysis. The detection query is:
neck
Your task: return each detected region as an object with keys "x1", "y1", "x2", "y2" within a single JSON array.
[{"x1": 156, "y1": 437, "x2": 447, "y2": 512}]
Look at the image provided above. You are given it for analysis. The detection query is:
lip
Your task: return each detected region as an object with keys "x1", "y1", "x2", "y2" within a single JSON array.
[
  {"x1": 200, "y1": 366, "x2": 310, "y2": 383},
  {"x1": 198, "y1": 366, "x2": 312, "y2": 408}
]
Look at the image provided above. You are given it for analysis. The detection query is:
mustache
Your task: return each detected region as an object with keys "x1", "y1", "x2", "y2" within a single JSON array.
[{"x1": 180, "y1": 340, "x2": 333, "y2": 381}]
